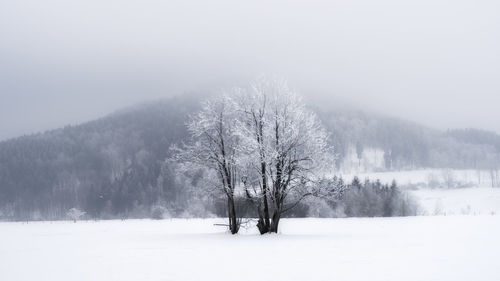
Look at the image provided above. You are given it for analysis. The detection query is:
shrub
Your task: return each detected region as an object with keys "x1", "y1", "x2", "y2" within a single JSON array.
[
  {"x1": 150, "y1": 205, "x2": 170, "y2": 220},
  {"x1": 67, "y1": 208, "x2": 86, "y2": 222}
]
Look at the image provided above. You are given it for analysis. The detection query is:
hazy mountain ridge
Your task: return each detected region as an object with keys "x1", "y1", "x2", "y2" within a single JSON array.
[
  {"x1": 0, "y1": 95, "x2": 498, "y2": 220},
  {"x1": 316, "y1": 106, "x2": 500, "y2": 171},
  {"x1": 0, "y1": 96, "x2": 198, "y2": 219}
]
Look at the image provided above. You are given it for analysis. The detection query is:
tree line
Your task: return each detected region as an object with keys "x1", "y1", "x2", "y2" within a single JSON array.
[{"x1": 0, "y1": 82, "x2": 498, "y2": 221}]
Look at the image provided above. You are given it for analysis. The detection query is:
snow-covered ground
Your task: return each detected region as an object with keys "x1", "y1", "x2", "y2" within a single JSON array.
[
  {"x1": 411, "y1": 187, "x2": 500, "y2": 215},
  {"x1": 1, "y1": 217, "x2": 499, "y2": 281}
]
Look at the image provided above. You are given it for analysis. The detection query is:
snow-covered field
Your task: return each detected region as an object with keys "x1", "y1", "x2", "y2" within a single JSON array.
[
  {"x1": 1, "y1": 216, "x2": 499, "y2": 281},
  {"x1": 2, "y1": 168, "x2": 499, "y2": 281},
  {"x1": 412, "y1": 187, "x2": 500, "y2": 215}
]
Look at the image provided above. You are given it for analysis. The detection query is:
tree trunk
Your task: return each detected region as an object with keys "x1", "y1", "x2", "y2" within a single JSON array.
[
  {"x1": 257, "y1": 217, "x2": 267, "y2": 234},
  {"x1": 259, "y1": 162, "x2": 271, "y2": 234},
  {"x1": 257, "y1": 203, "x2": 271, "y2": 234},
  {"x1": 227, "y1": 196, "x2": 239, "y2": 234},
  {"x1": 257, "y1": 198, "x2": 270, "y2": 234},
  {"x1": 255, "y1": 202, "x2": 266, "y2": 234},
  {"x1": 270, "y1": 210, "x2": 281, "y2": 233}
]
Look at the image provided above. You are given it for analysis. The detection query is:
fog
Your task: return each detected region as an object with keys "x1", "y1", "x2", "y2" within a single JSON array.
[{"x1": 1, "y1": 0, "x2": 499, "y2": 140}]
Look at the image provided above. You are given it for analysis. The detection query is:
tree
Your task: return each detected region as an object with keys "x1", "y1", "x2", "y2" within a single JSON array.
[
  {"x1": 171, "y1": 95, "x2": 241, "y2": 234},
  {"x1": 355, "y1": 141, "x2": 364, "y2": 170},
  {"x1": 234, "y1": 83, "x2": 272, "y2": 234},
  {"x1": 173, "y1": 78, "x2": 333, "y2": 234},
  {"x1": 67, "y1": 208, "x2": 85, "y2": 223},
  {"x1": 234, "y1": 77, "x2": 333, "y2": 233}
]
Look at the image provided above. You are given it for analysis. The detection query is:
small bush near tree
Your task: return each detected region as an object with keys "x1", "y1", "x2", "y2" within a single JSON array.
[{"x1": 67, "y1": 208, "x2": 86, "y2": 223}]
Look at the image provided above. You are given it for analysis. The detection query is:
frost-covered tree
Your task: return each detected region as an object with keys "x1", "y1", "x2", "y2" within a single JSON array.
[
  {"x1": 172, "y1": 95, "x2": 241, "y2": 234},
  {"x1": 235, "y1": 77, "x2": 334, "y2": 233},
  {"x1": 173, "y1": 78, "x2": 333, "y2": 234},
  {"x1": 233, "y1": 82, "x2": 272, "y2": 234}
]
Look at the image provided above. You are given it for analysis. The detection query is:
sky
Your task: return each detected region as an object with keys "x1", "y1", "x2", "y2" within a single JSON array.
[{"x1": 1, "y1": 0, "x2": 499, "y2": 140}]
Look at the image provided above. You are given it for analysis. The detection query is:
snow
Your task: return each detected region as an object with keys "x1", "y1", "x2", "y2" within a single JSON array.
[
  {"x1": 411, "y1": 187, "x2": 500, "y2": 215},
  {"x1": 1, "y1": 217, "x2": 499, "y2": 281}
]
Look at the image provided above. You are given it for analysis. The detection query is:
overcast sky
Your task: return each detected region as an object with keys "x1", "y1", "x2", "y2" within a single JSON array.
[{"x1": 1, "y1": 0, "x2": 499, "y2": 140}]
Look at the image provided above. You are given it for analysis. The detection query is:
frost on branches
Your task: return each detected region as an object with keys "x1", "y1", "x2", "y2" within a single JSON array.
[
  {"x1": 172, "y1": 77, "x2": 334, "y2": 234},
  {"x1": 171, "y1": 95, "x2": 241, "y2": 234}
]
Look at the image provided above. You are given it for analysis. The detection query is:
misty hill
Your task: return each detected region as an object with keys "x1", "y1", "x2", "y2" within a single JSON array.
[
  {"x1": 0, "y1": 95, "x2": 499, "y2": 220},
  {"x1": 316, "y1": 107, "x2": 500, "y2": 171},
  {"x1": 0, "y1": 96, "x2": 198, "y2": 220}
]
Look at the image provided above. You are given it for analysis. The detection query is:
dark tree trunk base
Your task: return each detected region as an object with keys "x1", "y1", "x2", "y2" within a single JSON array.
[
  {"x1": 227, "y1": 196, "x2": 240, "y2": 234},
  {"x1": 257, "y1": 218, "x2": 270, "y2": 234},
  {"x1": 270, "y1": 211, "x2": 281, "y2": 233}
]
